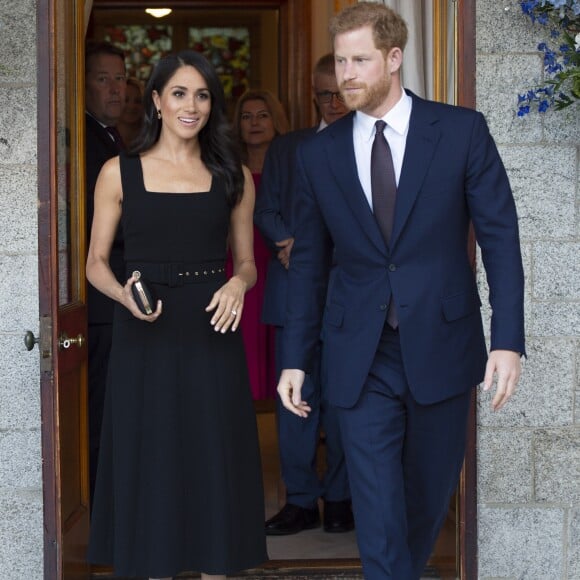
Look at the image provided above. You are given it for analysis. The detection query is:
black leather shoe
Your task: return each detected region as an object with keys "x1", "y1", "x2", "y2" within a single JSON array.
[
  {"x1": 323, "y1": 499, "x2": 355, "y2": 533},
  {"x1": 265, "y1": 503, "x2": 321, "y2": 536}
]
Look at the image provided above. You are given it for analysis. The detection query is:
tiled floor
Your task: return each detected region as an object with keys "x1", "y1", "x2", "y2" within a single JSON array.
[{"x1": 256, "y1": 408, "x2": 359, "y2": 560}]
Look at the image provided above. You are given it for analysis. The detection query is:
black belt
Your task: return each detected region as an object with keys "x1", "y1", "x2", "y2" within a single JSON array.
[{"x1": 127, "y1": 261, "x2": 226, "y2": 287}]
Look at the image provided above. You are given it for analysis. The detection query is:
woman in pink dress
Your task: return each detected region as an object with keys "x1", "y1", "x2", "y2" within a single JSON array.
[{"x1": 229, "y1": 90, "x2": 289, "y2": 399}]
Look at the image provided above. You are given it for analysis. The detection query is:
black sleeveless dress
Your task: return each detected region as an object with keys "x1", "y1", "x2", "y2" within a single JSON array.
[{"x1": 88, "y1": 153, "x2": 268, "y2": 577}]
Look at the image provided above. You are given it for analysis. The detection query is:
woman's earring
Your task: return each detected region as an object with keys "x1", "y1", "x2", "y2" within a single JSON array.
[{"x1": 157, "y1": 109, "x2": 162, "y2": 120}]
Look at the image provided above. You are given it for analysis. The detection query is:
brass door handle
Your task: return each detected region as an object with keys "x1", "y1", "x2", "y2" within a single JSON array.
[
  {"x1": 58, "y1": 333, "x2": 85, "y2": 350},
  {"x1": 24, "y1": 330, "x2": 39, "y2": 351}
]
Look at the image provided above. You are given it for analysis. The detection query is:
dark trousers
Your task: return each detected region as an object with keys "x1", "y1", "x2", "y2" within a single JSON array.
[
  {"x1": 337, "y1": 326, "x2": 472, "y2": 580},
  {"x1": 275, "y1": 326, "x2": 350, "y2": 508},
  {"x1": 88, "y1": 323, "x2": 113, "y2": 505}
]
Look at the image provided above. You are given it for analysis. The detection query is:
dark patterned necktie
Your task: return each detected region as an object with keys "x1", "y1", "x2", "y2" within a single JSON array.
[
  {"x1": 105, "y1": 126, "x2": 124, "y2": 151},
  {"x1": 371, "y1": 119, "x2": 398, "y2": 328}
]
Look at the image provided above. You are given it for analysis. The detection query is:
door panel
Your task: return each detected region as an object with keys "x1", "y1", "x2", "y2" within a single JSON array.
[{"x1": 38, "y1": 0, "x2": 90, "y2": 578}]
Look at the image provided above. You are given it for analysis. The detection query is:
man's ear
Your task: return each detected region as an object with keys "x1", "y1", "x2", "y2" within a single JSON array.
[{"x1": 387, "y1": 47, "x2": 403, "y2": 74}]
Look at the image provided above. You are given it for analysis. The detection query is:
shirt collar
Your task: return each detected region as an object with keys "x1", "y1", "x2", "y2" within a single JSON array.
[
  {"x1": 354, "y1": 88, "x2": 412, "y2": 142},
  {"x1": 86, "y1": 111, "x2": 108, "y2": 130}
]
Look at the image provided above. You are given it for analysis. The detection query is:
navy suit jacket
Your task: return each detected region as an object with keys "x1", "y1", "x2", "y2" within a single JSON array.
[
  {"x1": 281, "y1": 92, "x2": 525, "y2": 408},
  {"x1": 85, "y1": 113, "x2": 125, "y2": 324},
  {"x1": 255, "y1": 126, "x2": 318, "y2": 327}
]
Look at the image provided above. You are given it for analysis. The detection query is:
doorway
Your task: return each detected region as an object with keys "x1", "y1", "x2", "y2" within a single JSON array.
[{"x1": 38, "y1": 0, "x2": 477, "y2": 578}]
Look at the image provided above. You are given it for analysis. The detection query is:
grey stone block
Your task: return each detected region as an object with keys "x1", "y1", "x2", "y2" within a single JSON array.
[
  {"x1": 569, "y1": 508, "x2": 580, "y2": 580},
  {"x1": 476, "y1": 54, "x2": 543, "y2": 144},
  {"x1": 479, "y1": 506, "x2": 564, "y2": 579},
  {"x1": 533, "y1": 243, "x2": 580, "y2": 300},
  {"x1": 543, "y1": 102, "x2": 580, "y2": 145},
  {"x1": 534, "y1": 430, "x2": 580, "y2": 505},
  {"x1": 576, "y1": 342, "x2": 580, "y2": 426},
  {"x1": 529, "y1": 302, "x2": 580, "y2": 337},
  {"x1": 478, "y1": 339, "x2": 574, "y2": 428},
  {"x1": 0, "y1": 87, "x2": 37, "y2": 164},
  {"x1": 477, "y1": 429, "x2": 533, "y2": 503},
  {"x1": 0, "y1": 334, "x2": 40, "y2": 430},
  {"x1": 0, "y1": 255, "x2": 38, "y2": 332},
  {"x1": 0, "y1": 0, "x2": 37, "y2": 84},
  {"x1": 498, "y1": 146, "x2": 576, "y2": 242},
  {"x1": 0, "y1": 429, "x2": 41, "y2": 488},
  {"x1": 477, "y1": 0, "x2": 546, "y2": 54},
  {"x1": 0, "y1": 165, "x2": 38, "y2": 253},
  {"x1": 0, "y1": 489, "x2": 43, "y2": 580}
]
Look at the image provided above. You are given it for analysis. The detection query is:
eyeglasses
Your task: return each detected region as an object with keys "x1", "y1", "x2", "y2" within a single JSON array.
[{"x1": 315, "y1": 91, "x2": 345, "y2": 104}]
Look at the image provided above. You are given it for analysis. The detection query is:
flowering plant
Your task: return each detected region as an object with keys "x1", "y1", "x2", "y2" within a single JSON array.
[{"x1": 517, "y1": 0, "x2": 580, "y2": 115}]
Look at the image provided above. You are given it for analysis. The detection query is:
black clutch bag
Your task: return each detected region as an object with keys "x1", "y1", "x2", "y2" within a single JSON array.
[{"x1": 131, "y1": 270, "x2": 157, "y2": 315}]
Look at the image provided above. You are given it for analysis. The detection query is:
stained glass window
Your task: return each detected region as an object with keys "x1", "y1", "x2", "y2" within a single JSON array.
[
  {"x1": 103, "y1": 25, "x2": 172, "y2": 82},
  {"x1": 188, "y1": 27, "x2": 250, "y2": 100}
]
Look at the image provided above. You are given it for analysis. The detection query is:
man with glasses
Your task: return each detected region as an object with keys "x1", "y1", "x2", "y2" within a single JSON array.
[
  {"x1": 84, "y1": 41, "x2": 127, "y2": 504},
  {"x1": 255, "y1": 53, "x2": 354, "y2": 536}
]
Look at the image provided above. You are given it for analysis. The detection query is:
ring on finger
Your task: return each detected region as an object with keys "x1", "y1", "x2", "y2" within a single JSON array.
[{"x1": 231, "y1": 309, "x2": 237, "y2": 316}]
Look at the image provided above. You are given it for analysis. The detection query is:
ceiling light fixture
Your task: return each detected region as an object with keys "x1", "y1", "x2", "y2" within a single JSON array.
[{"x1": 145, "y1": 8, "x2": 172, "y2": 18}]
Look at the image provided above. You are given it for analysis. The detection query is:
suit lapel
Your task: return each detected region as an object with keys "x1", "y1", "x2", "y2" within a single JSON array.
[
  {"x1": 86, "y1": 113, "x2": 120, "y2": 156},
  {"x1": 325, "y1": 114, "x2": 386, "y2": 254},
  {"x1": 390, "y1": 93, "x2": 441, "y2": 249}
]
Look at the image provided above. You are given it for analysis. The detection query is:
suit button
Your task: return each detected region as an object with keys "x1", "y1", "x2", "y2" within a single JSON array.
[
  {"x1": 379, "y1": 304, "x2": 387, "y2": 311},
  {"x1": 389, "y1": 264, "x2": 396, "y2": 272}
]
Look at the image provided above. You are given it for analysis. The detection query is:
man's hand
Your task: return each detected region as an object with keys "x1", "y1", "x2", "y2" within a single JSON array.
[
  {"x1": 275, "y1": 237, "x2": 294, "y2": 269},
  {"x1": 277, "y1": 368, "x2": 311, "y2": 418},
  {"x1": 483, "y1": 350, "x2": 522, "y2": 411}
]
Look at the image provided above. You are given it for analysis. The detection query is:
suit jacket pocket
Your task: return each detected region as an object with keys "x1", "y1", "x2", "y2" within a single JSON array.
[
  {"x1": 323, "y1": 303, "x2": 345, "y2": 328},
  {"x1": 442, "y1": 291, "x2": 482, "y2": 322}
]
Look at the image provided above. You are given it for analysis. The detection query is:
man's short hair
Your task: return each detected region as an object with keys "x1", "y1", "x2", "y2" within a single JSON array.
[
  {"x1": 313, "y1": 53, "x2": 336, "y2": 78},
  {"x1": 85, "y1": 41, "x2": 126, "y2": 74},
  {"x1": 329, "y1": 1, "x2": 408, "y2": 56}
]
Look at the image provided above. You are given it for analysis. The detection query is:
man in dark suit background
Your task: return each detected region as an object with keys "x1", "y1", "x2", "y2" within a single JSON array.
[
  {"x1": 255, "y1": 54, "x2": 354, "y2": 535},
  {"x1": 85, "y1": 41, "x2": 126, "y2": 502},
  {"x1": 277, "y1": 3, "x2": 525, "y2": 579}
]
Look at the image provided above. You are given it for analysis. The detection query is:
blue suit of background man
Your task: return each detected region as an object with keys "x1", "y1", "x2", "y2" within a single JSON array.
[{"x1": 255, "y1": 125, "x2": 351, "y2": 516}]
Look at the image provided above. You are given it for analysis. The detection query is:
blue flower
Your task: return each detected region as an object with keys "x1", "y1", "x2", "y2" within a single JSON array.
[
  {"x1": 517, "y1": 105, "x2": 531, "y2": 116},
  {"x1": 517, "y1": 0, "x2": 579, "y2": 113},
  {"x1": 538, "y1": 99, "x2": 550, "y2": 111}
]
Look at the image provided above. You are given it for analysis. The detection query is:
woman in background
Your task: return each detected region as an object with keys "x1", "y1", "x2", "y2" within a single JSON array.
[
  {"x1": 229, "y1": 89, "x2": 289, "y2": 400},
  {"x1": 116, "y1": 76, "x2": 145, "y2": 148}
]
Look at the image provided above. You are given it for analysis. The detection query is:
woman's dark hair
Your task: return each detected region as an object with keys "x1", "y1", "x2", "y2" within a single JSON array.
[{"x1": 132, "y1": 50, "x2": 244, "y2": 206}]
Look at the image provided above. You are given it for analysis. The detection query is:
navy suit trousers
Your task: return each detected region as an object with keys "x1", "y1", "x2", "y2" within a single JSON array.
[{"x1": 337, "y1": 325, "x2": 472, "y2": 579}]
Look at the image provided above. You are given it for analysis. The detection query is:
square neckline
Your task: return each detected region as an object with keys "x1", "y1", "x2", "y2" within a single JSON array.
[{"x1": 136, "y1": 154, "x2": 213, "y2": 196}]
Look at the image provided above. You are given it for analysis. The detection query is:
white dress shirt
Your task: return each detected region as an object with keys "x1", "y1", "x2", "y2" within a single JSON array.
[{"x1": 353, "y1": 89, "x2": 413, "y2": 210}]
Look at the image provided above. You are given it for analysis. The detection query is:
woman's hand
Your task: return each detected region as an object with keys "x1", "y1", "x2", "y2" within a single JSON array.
[
  {"x1": 120, "y1": 273, "x2": 163, "y2": 322},
  {"x1": 205, "y1": 276, "x2": 246, "y2": 333}
]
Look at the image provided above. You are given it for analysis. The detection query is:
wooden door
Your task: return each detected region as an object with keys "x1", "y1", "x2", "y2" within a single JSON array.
[{"x1": 38, "y1": 1, "x2": 90, "y2": 578}]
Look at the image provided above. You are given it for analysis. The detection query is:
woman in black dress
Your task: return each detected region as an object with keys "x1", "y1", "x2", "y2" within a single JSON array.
[{"x1": 86, "y1": 50, "x2": 268, "y2": 580}]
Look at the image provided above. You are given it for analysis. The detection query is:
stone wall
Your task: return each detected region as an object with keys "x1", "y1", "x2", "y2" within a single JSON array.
[
  {"x1": 476, "y1": 1, "x2": 579, "y2": 578},
  {"x1": 0, "y1": 2, "x2": 578, "y2": 579},
  {"x1": 0, "y1": 0, "x2": 44, "y2": 578}
]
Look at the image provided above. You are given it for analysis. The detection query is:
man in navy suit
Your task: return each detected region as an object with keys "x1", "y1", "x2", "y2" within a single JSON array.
[
  {"x1": 255, "y1": 54, "x2": 354, "y2": 535},
  {"x1": 85, "y1": 41, "x2": 127, "y2": 503},
  {"x1": 277, "y1": 3, "x2": 525, "y2": 578}
]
